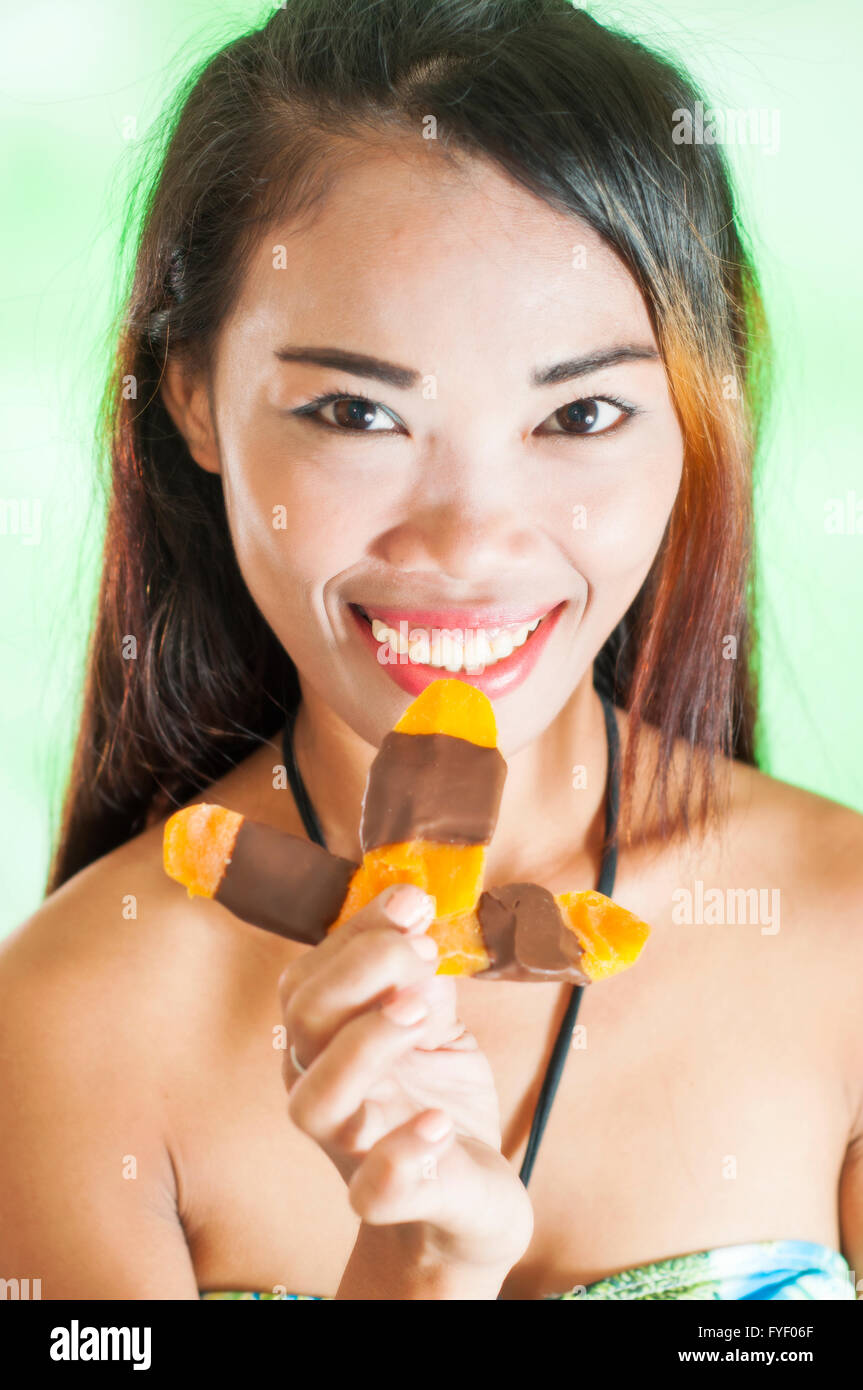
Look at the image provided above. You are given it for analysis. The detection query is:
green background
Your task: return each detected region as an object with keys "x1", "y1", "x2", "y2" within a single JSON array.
[{"x1": 1, "y1": 0, "x2": 861, "y2": 939}]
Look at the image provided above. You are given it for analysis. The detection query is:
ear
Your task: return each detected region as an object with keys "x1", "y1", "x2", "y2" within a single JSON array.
[{"x1": 160, "y1": 355, "x2": 221, "y2": 476}]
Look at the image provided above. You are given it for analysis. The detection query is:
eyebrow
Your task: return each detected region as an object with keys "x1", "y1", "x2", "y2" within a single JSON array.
[{"x1": 273, "y1": 343, "x2": 661, "y2": 389}]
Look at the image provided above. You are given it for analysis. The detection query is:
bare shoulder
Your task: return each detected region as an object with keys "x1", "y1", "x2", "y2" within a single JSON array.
[
  {"x1": 4, "y1": 819, "x2": 210, "y2": 1034},
  {"x1": 725, "y1": 757, "x2": 863, "y2": 1019},
  {"x1": 721, "y1": 748, "x2": 863, "y2": 923},
  {"x1": 731, "y1": 761, "x2": 863, "y2": 1174},
  {"x1": 616, "y1": 700, "x2": 863, "y2": 909},
  {"x1": 618, "y1": 703, "x2": 863, "y2": 1133},
  {"x1": 741, "y1": 767, "x2": 863, "y2": 1145},
  {"x1": 0, "y1": 760, "x2": 296, "y2": 1078}
]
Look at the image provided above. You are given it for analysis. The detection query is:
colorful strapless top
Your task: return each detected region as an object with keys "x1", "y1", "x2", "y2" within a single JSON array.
[{"x1": 200, "y1": 1239, "x2": 856, "y2": 1301}]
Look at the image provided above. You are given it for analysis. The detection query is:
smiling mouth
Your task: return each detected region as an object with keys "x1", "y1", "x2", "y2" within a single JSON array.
[{"x1": 351, "y1": 604, "x2": 558, "y2": 673}]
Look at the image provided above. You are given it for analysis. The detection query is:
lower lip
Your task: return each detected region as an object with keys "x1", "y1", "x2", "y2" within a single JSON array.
[{"x1": 348, "y1": 601, "x2": 567, "y2": 699}]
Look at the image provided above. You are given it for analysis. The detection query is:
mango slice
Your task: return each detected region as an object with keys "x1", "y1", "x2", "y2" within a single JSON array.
[
  {"x1": 163, "y1": 804, "x2": 243, "y2": 899},
  {"x1": 556, "y1": 889, "x2": 651, "y2": 981},
  {"x1": 393, "y1": 677, "x2": 498, "y2": 746}
]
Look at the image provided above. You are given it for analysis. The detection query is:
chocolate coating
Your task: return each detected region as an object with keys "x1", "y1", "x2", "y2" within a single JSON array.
[
  {"x1": 360, "y1": 731, "x2": 507, "y2": 851},
  {"x1": 214, "y1": 818, "x2": 359, "y2": 946},
  {"x1": 475, "y1": 882, "x2": 592, "y2": 984}
]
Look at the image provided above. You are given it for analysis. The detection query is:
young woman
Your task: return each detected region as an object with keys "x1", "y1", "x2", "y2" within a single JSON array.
[{"x1": 2, "y1": 0, "x2": 861, "y2": 1301}]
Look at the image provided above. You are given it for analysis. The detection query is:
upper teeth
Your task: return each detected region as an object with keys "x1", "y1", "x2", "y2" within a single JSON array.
[{"x1": 368, "y1": 616, "x2": 543, "y2": 671}]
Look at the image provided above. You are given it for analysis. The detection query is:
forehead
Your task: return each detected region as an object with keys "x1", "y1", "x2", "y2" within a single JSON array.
[{"x1": 224, "y1": 143, "x2": 655, "y2": 372}]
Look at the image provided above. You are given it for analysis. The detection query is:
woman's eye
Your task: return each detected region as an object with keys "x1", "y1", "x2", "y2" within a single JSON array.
[
  {"x1": 538, "y1": 396, "x2": 634, "y2": 437},
  {"x1": 295, "y1": 393, "x2": 404, "y2": 433}
]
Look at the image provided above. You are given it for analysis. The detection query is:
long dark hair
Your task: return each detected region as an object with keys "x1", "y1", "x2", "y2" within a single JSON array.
[{"x1": 46, "y1": 0, "x2": 770, "y2": 896}]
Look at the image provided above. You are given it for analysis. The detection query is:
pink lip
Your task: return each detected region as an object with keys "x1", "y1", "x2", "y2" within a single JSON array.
[{"x1": 348, "y1": 600, "x2": 567, "y2": 699}]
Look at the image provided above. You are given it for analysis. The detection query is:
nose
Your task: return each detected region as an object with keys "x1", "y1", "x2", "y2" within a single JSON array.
[{"x1": 372, "y1": 488, "x2": 543, "y2": 583}]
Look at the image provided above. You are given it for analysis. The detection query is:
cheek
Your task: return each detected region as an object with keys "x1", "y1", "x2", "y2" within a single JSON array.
[
  {"x1": 222, "y1": 443, "x2": 373, "y2": 590},
  {"x1": 564, "y1": 429, "x2": 683, "y2": 582}
]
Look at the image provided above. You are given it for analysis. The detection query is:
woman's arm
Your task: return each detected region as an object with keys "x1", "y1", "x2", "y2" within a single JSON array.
[{"x1": 0, "y1": 917, "x2": 200, "y2": 1300}]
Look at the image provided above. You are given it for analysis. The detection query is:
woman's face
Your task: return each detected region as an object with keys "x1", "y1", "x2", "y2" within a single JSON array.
[{"x1": 163, "y1": 145, "x2": 684, "y2": 754}]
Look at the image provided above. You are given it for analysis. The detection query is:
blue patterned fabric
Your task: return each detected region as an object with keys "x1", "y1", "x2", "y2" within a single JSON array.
[{"x1": 200, "y1": 1239, "x2": 856, "y2": 1300}]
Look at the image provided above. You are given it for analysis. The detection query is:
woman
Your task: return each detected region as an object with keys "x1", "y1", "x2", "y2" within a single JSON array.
[{"x1": 1, "y1": 0, "x2": 861, "y2": 1301}]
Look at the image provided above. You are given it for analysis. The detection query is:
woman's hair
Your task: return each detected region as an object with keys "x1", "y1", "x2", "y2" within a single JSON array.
[{"x1": 46, "y1": 0, "x2": 770, "y2": 896}]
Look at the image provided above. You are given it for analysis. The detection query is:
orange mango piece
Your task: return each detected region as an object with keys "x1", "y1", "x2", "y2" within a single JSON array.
[
  {"x1": 329, "y1": 842, "x2": 486, "y2": 929},
  {"x1": 556, "y1": 889, "x2": 651, "y2": 981},
  {"x1": 163, "y1": 804, "x2": 243, "y2": 899},
  {"x1": 393, "y1": 677, "x2": 498, "y2": 746}
]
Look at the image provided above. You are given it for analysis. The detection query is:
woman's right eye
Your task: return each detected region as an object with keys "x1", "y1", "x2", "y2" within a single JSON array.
[{"x1": 292, "y1": 393, "x2": 406, "y2": 434}]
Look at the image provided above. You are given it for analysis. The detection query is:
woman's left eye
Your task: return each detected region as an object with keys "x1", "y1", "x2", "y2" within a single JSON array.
[{"x1": 537, "y1": 396, "x2": 635, "y2": 437}]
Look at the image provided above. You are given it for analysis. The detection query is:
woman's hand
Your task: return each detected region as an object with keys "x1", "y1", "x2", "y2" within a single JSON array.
[{"x1": 277, "y1": 882, "x2": 534, "y2": 1282}]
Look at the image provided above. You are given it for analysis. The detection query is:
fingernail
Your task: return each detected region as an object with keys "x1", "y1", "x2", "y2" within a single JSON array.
[
  {"x1": 381, "y1": 992, "x2": 429, "y2": 1026},
  {"x1": 415, "y1": 1111, "x2": 453, "y2": 1143},
  {"x1": 385, "y1": 885, "x2": 434, "y2": 929},
  {"x1": 408, "y1": 934, "x2": 438, "y2": 960}
]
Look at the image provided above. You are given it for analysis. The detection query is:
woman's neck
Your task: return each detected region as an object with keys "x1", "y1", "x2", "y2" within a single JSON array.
[{"x1": 288, "y1": 670, "x2": 612, "y2": 892}]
